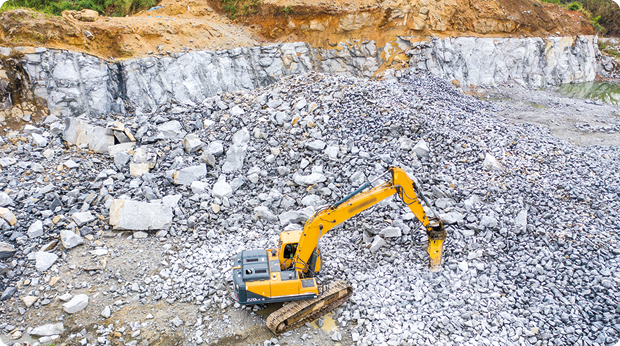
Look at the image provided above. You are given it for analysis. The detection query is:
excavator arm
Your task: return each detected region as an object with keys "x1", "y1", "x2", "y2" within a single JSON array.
[{"x1": 293, "y1": 167, "x2": 447, "y2": 273}]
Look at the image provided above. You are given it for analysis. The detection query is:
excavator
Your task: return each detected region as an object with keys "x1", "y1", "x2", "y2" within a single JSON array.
[{"x1": 231, "y1": 167, "x2": 446, "y2": 334}]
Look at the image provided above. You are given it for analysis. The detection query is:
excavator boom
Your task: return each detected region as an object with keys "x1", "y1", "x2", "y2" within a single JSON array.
[{"x1": 294, "y1": 166, "x2": 446, "y2": 272}]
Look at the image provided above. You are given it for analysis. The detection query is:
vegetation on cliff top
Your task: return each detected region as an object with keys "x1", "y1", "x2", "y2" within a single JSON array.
[
  {"x1": 540, "y1": 0, "x2": 620, "y2": 36},
  {"x1": 0, "y1": 0, "x2": 618, "y2": 36},
  {"x1": 0, "y1": 0, "x2": 157, "y2": 16}
]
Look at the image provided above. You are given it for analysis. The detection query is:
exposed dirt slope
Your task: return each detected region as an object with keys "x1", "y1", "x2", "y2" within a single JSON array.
[{"x1": 0, "y1": 0, "x2": 594, "y2": 60}]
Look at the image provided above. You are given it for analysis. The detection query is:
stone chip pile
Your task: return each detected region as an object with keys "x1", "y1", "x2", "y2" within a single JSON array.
[{"x1": 0, "y1": 72, "x2": 619, "y2": 346}]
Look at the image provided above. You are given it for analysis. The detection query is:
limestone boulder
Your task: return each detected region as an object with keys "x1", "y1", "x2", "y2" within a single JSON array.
[{"x1": 109, "y1": 199, "x2": 173, "y2": 231}]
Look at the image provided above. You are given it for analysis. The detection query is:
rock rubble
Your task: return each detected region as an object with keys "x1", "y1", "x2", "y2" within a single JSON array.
[{"x1": 0, "y1": 72, "x2": 618, "y2": 346}]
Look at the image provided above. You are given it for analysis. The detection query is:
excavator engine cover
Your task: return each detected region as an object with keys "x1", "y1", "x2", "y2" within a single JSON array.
[
  {"x1": 232, "y1": 249, "x2": 319, "y2": 305},
  {"x1": 232, "y1": 249, "x2": 269, "y2": 304}
]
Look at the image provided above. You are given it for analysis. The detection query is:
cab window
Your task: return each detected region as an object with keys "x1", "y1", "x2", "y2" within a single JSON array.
[{"x1": 283, "y1": 243, "x2": 298, "y2": 259}]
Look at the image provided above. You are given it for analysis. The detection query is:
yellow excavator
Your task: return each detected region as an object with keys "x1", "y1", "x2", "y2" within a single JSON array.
[{"x1": 231, "y1": 167, "x2": 446, "y2": 334}]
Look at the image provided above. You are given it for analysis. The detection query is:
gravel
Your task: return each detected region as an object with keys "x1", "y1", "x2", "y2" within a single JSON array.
[{"x1": 0, "y1": 72, "x2": 619, "y2": 345}]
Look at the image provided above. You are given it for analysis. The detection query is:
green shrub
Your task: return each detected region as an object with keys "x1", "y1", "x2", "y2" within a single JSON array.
[
  {"x1": 281, "y1": 5, "x2": 291, "y2": 16},
  {"x1": 220, "y1": 0, "x2": 260, "y2": 20},
  {"x1": 539, "y1": 0, "x2": 619, "y2": 36},
  {"x1": 0, "y1": 0, "x2": 157, "y2": 16}
]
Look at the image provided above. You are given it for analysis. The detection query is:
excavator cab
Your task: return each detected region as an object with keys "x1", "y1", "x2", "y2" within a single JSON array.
[
  {"x1": 277, "y1": 231, "x2": 321, "y2": 274},
  {"x1": 283, "y1": 244, "x2": 297, "y2": 259},
  {"x1": 278, "y1": 231, "x2": 301, "y2": 270}
]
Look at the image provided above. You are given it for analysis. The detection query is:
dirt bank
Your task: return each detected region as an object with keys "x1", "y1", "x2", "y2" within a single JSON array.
[{"x1": 0, "y1": 0, "x2": 594, "y2": 60}]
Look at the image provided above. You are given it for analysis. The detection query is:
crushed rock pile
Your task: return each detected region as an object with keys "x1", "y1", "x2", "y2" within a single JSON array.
[{"x1": 0, "y1": 72, "x2": 619, "y2": 346}]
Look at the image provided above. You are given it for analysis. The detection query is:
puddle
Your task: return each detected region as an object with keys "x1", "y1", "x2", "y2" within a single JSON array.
[
  {"x1": 1, "y1": 333, "x2": 39, "y2": 345},
  {"x1": 255, "y1": 302, "x2": 283, "y2": 319},
  {"x1": 526, "y1": 102, "x2": 548, "y2": 109},
  {"x1": 310, "y1": 312, "x2": 338, "y2": 331},
  {"x1": 556, "y1": 82, "x2": 620, "y2": 105}
]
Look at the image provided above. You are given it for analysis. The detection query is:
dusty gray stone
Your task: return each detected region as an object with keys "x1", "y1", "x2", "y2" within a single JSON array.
[
  {"x1": 27, "y1": 220, "x2": 44, "y2": 238},
  {"x1": 279, "y1": 207, "x2": 315, "y2": 226},
  {"x1": 379, "y1": 226, "x2": 401, "y2": 238},
  {"x1": 72, "y1": 211, "x2": 95, "y2": 226},
  {"x1": 482, "y1": 153, "x2": 502, "y2": 171},
  {"x1": 306, "y1": 140, "x2": 326, "y2": 151},
  {"x1": 30, "y1": 323, "x2": 65, "y2": 336},
  {"x1": 0, "y1": 192, "x2": 12, "y2": 207},
  {"x1": 134, "y1": 231, "x2": 148, "y2": 239},
  {"x1": 183, "y1": 134, "x2": 203, "y2": 153},
  {"x1": 101, "y1": 305, "x2": 111, "y2": 318},
  {"x1": 158, "y1": 121, "x2": 186, "y2": 139},
  {"x1": 440, "y1": 211, "x2": 465, "y2": 225},
  {"x1": 293, "y1": 166, "x2": 327, "y2": 185},
  {"x1": 63, "y1": 294, "x2": 89, "y2": 314},
  {"x1": 34, "y1": 252, "x2": 58, "y2": 272},
  {"x1": 370, "y1": 235, "x2": 386, "y2": 253},
  {"x1": 0, "y1": 242, "x2": 16, "y2": 259},
  {"x1": 212, "y1": 175, "x2": 233, "y2": 199},
  {"x1": 1, "y1": 286, "x2": 16, "y2": 301},
  {"x1": 191, "y1": 181, "x2": 208, "y2": 194},
  {"x1": 171, "y1": 316, "x2": 184, "y2": 327},
  {"x1": 60, "y1": 230, "x2": 84, "y2": 249},
  {"x1": 109, "y1": 199, "x2": 173, "y2": 231},
  {"x1": 399, "y1": 136, "x2": 415, "y2": 150},
  {"x1": 254, "y1": 206, "x2": 277, "y2": 222},
  {"x1": 222, "y1": 146, "x2": 247, "y2": 173},
  {"x1": 207, "y1": 141, "x2": 224, "y2": 156},
  {"x1": 173, "y1": 164, "x2": 207, "y2": 185},
  {"x1": 515, "y1": 209, "x2": 528, "y2": 234},
  {"x1": 412, "y1": 140, "x2": 430, "y2": 158}
]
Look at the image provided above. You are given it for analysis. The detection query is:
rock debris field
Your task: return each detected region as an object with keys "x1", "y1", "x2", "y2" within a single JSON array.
[{"x1": 0, "y1": 72, "x2": 619, "y2": 346}]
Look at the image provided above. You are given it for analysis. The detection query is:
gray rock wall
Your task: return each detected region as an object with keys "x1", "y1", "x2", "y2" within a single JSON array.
[
  {"x1": 407, "y1": 35, "x2": 599, "y2": 88},
  {"x1": 1, "y1": 35, "x2": 602, "y2": 118},
  {"x1": 15, "y1": 41, "x2": 382, "y2": 117}
]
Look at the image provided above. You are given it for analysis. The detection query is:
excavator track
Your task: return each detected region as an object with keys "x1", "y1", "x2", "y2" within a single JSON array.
[{"x1": 266, "y1": 280, "x2": 353, "y2": 335}]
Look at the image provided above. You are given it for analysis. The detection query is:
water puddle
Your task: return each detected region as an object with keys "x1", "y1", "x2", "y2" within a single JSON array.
[
  {"x1": 526, "y1": 102, "x2": 548, "y2": 109},
  {"x1": 1, "y1": 333, "x2": 39, "y2": 345},
  {"x1": 255, "y1": 303, "x2": 283, "y2": 319},
  {"x1": 556, "y1": 82, "x2": 620, "y2": 105},
  {"x1": 310, "y1": 312, "x2": 338, "y2": 331}
]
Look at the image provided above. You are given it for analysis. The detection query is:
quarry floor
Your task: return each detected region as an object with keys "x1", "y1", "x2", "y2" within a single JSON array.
[{"x1": 1, "y1": 80, "x2": 619, "y2": 346}]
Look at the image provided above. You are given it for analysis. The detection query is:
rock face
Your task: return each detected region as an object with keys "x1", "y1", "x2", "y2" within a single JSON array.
[
  {"x1": 407, "y1": 35, "x2": 599, "y2": 88},
  {"x1": 6, "y1": 36, "x2": 599, "y2": 117},
  {"x1": 109, "y1": 199, "x2": 173, "y2": 231}
]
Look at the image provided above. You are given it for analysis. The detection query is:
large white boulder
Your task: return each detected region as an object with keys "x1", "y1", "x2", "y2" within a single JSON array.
[
  {"x1": 212, "y1": 176, "x2": 233, "y2": 199},
  {"x1": 109, "y1": 199, "x2": 173, "y2": 231},
  {"x1": 30, "y1": 323, "x2": 65, "y2": 336},
  {"x1": 173, "y1": 164, "x2": 207, "y2": 185},
  {"x1": 63, "y1": 294, "x2": 89, "y2": 314}
]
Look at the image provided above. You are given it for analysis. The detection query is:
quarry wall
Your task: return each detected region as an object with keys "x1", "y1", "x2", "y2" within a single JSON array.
[{"x1": 0, "y1": 35, "x2": 602, "y2": 118}]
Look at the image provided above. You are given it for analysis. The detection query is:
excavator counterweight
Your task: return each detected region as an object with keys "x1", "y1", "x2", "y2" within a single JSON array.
[{"x1": 231, "y1": 167, "x2": 447, "y2": 334}]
